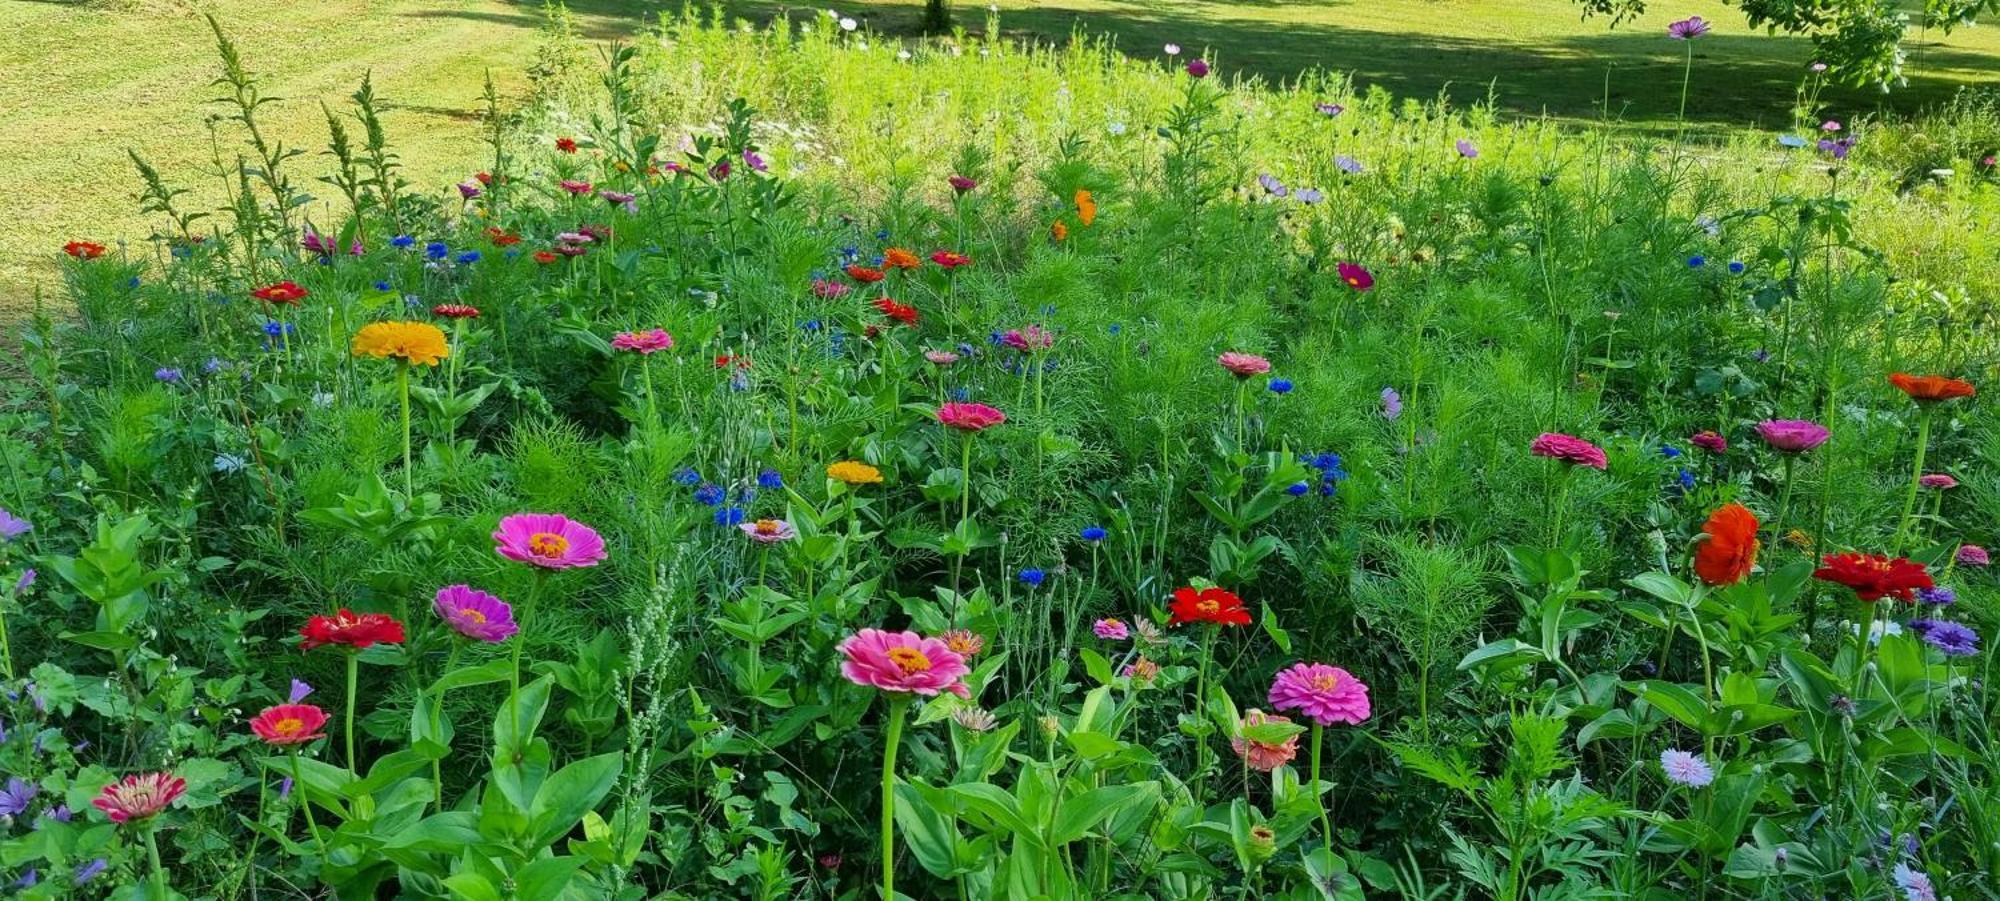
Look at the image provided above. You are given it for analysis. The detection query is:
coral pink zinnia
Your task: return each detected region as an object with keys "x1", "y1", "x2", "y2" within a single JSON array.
[
  {"x1": 249, "y1": 703, "x2": 330, "y2": 746},
  {"x1": 1217, "y1": 352, "x2": 1272, "y2": 378},
  {"x1": 1530, "y1": 433, "x2": 1608, "y2": 470},
  {"x1": 433, "y1": 584, "x2": 519, "y2": 643},
  {"x1": 937, "y1": 402, "x2": 1005, "y2": 431},
  {"x1": 739, "y1": 518, "x2": 798, "y2": 544},
  {"x1": 92, "y1": 773, "x2": 186, "y2": 824},
  {"x1": 1231, "y1": 709, "x2": 1301, "y2": 772},
  {"x1": 838, "y1": 629, "x2": 971, "y2": 697},
  {"x1": 493, "y1": 513, "x2": 608, "y2": 569},
  {"x1": 1268, "y1": 662, "x2": 1372, "y2": 727},
  {"x1": 611, "y1": 328, "x2": 674, "y2": 354}
]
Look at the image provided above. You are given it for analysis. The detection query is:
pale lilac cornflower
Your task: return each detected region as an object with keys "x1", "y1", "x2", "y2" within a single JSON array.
[
  {"x1": 288, "y1": 679, "x2": 313, "y2": 703},
  {"x1": 0, "y1": 510, "x2": 28, "y2": 541},
  {"x1": 1381, "y1": 386, "x2": 1403, "y2": 421},
  {"x1": 1659, "y1": 749, "x2": 1714, "y2": 787},
  {"x1": 1335, "y1": 155, "x2": 1364, "y2": 174},
  {"x1": 0, "y1": 778, "x2": 37, "y2": 816},
  {"x1": 14, "y1": 569, "x2": 34, "y2": 593},
  {"x1": 1892, "y1": 863, "x2": 1938, "y2": 901},
  {"x1": 1257, "y1": 173, "x2": 1288, "y2": 197}
]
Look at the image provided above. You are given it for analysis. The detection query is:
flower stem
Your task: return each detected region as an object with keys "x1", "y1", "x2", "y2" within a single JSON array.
[
  {"x1": 397, "y1": 361, "x2": 413, "y2": 499},
  {"x1": 344, "y1": 652, "x2": 360, "y2": 777},
  {"x1": 1312, "y1": 722, "x2": 1332, "y2": 860},
  {"x1": 880, "y1": 695, "x2": 911, "y2": 901},
  {"x1": 291, "y1": 752, "x2": 329, "y2": 862},
  {"x1": 1191, "y1": 624, "x2": 1215, "y2": 800},
  {"x1": 145, "y1": 821, "x2": 169, "y2": 899},
  {"x1": 1891, "y1": 408, "x2": 1932, "y2": 557}
]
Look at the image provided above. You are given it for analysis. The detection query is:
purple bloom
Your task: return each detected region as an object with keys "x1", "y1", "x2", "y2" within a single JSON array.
[
  {"x1": 1958, "y1": 544, "x2": 1989, "y2": 567},
  {"x1": 278, "y1": 777, "x2": 294, "y2": 800},
  {"x1": 1294, "y1": 187, "x2": 1324, "y2": 204},
  {"x1": 1667, "y1": 15, "x2": 1710, "y2": 39},
  {"x1": 1257, "y1": 173, "x2": 1288, "y2": 197},
  {"x1": 1917, "y1": 586, "x2": 1956, "y2": 606},
  {"x1": 1455, "y1": 139, "x2": 1479, "y2": 159},
  {"x1": 433, "y1": 584, "x2": 521, "y2": 643},
  {"x1": 1092, "y1": 618, "x2": 1130, "y2": 640},
  {"x1": 457, "y1": 182, "x2": 482, "y2": 199},
  {"x1": 1909, "y1": 619, "x2": 1979, "y2": 656},
  {"x1": 1659, "y1": 749, "x2": 1714, "y2": 787},
  {"x1": 743, "y1": 149, "x2": 768, "y2": 172},
  {"x1": 1381, "y1": 386, "x2": 1403, "y2": 421},
  {"x1": 1817, "y1": 136, "x2": 1856, "y2": 159},
  {"x1": 288, "y1": 679, "x2": 313, "y2": 703},
  {"x1": 1334, "y1": 155, "x2": 1364, "y2": 174},
  {"x1": 1892, "y1": 863, "x2": 1938, "y2": 901},
  {"x1": 72, "y1": 859, "x2": 107, "y2": 885},
  {"x1": 155, "y1": 367, "x2": 183, "y2": 384},
  {"x1": 1316, "y1": 102, "x2": 1345, "y2": 117},
  {"x1": 0, "y1": 778, "x2": 37, "y2": 816},
  {"x1": 0, "y1": 509, "x2": 29, "y2": 540},
  {"x1": 1186, "y1": 58, "x2": 1210, "y2": 78}
]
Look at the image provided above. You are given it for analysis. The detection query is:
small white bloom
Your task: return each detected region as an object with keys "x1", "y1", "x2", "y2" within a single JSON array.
[
  {"x1": 839, "y1": 17, "x2": 856, "y2": 31},
  {"x1": 1107, "y1": 121, "x2": 1127, "y2": 136},
  {"x1": 897, "y1": 49, "x2": 911, "y2": 60}
]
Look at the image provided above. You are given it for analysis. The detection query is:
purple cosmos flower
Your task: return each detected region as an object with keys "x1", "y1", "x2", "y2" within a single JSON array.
[
  {"x1": 1659, "y1": 749, "x2": 1714, "y2": 786},
  {"x1": 1455, "y1": 139, "x2": 1479, "y2": 159},
  {"x1": 1667, "y1": 15, "x2": 1710, "y2": 39}
]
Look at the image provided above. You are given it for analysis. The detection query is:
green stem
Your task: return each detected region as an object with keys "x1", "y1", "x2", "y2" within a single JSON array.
[
  {"x1": 880, "y1": 695, "x2": 911, "y2": 901},
  {"x1": 1312, "y1": 722, "x2": 1333, "y2": 860},
  {"x1": 1891, "y1": 409, "x2": 1932, "y2": 556},
  {"x1": 1191, "y1": 625, "x2": 1216, "y2": 800},
  {"x1": 145, "y1": 821, "x2": 169, "y2": 899},
  {"x1": 291, "y1": 752, "x2": 329, "y2": 863},
  {"x1": 397, "y1": 361, "x2": 413, "y2": 498},
  {"x1": 344, "y1": 653, "x2": 360, "y2": 777}
]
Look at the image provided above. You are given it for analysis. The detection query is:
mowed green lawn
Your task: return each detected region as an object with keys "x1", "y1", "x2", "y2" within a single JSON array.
[{"x1": 4, "y1": 0, "x2": 1996, "y2": 311}]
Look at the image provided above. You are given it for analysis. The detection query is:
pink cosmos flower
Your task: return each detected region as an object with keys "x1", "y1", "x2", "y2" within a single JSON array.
[
  {"x1": 1756, "y1": 419, "x2": 1830, "y2": 453},
  {"x1": 1530, "y1": 433, "x2": 1608, "y2": 470},
  {"x1": 493, "y1": 513, "x2": 608, "y2": 569},
  {"x1": 92, "y1": 773, "x2": 186, "y2": 825},
  {"x1": 1217, "y1": 352, "x2": 1272, "y2": 378},
  {"x1": 611, "y1": 329, "x2": 674, "y2": 354},
  {"x1": 924, "y1": 350, "x2": 961, "y2": 366},
  {"x1": 838, "y1": 629, "x2": 971, "y2": 696},
  {"x1": 1230, "y1": 709, "x2": 1300, "y2": 772},
  {"x1": 1268, "y1": 662, "x2": 1372, "y2": 727},
  {"x1": 1336, "y1": 261, "x2": 1375, "y2": 291},
  {"x1": 739, "y1": 518, "x2": 798, "y2": 544},
  {"x1": 937, "y1": 402, "x2": 1006, "y2": 431},
  {"x1": 1690, "y1": 430, "x2": 1728, "y2": 453},
  {"x1": 1667, "y1": 15, "x2": 1710, "y2": 39},
  {"x1": 433, "y1": 584, "x2": 519, "y2": 643},
  {"x1": 1958, "y1": 545, "x2": 1990, "y2": 567},
  {"x1": 1092, "y1": 618, "x2": 1129, "y2": 640},
  {"x1": 1919, "y1": 474, "x2": 1958, "y2": 490}
]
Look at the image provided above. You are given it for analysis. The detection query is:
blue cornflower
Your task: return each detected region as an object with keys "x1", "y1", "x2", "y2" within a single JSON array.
[
  {"x1": 390, "y1": 235, "x2": 415, "y2": 248},
  {"x1": 1108, "y1": 324, "x2": 1122, "y2": 335},
  {"x1": 1017, "y1": 569, "x2": 1046, "y2": 588},
  {"x1": 202, "y1": 357, "x2": 226, "y2": 375},
  {"x1": 874, "y1": 229, "x2": 890, "y2": 241},
  {"x1": 1306, "y1": 452, "x2": 1348, "y2": 481},
  {"x1": 757, "y1": 469, "x2": 784, "y2": 490},
  {"x1": 1677, "y1": 469, "x2": 1696, "y2": 489},
  {"x1": 1728, "y1": 261, "x2": 1745, "y2": 274},
  {"x1": 693, "y1": 484, "x2": 726, "y2": 506},
  {"x1": 1268, "y1": 378, "x2": 1294, "y2": 394},
  {"x1": 127, "y1": 277, "x2": 141, "y2": 289},
  {"x1": 714, "y1": 506, "x2": 746, "y2": 527},
  {"x1": 154, "y1": 367, "x2": 182, "y2": 384},
  {"x1": 1687, "y1": 255, "x2": 1706, "y2": 268},
  {"x1": 673, "y1": 467, "x2": 701, "y2": 486},
  {"x1": 1918, "y1": 586, "x2": 1956, "y2": 606},
  {"x1": 1080, "y1": 526, "x2": 1108, "y2": 542},
  {"x1": 72, "y1": 859, "x2": 107, "y2": 886},
  {"x1": 425, "y1": 242, "x2": 449, "y2": 261},
  {"x1": 455, "y1": 251, "x2": 481, "y2": 265},
  {"x1": 1909, "y1": 619, "x2": 1979, "y2": 656},
  {"x1": 803, "y1": 319, "x2": 823, "y2": 332},
  {"x1": 1286, "y1": 482, "x2": 1310, "y2": 496},
  {"x1": 1662, "y1": 445, "x2": 1682, "y2": 458},
  {"x1": 951, "y1": 387, "x2": 970, "y2": 401},
  {"x1": 373, "y1": 280, "x2": 392, "y2": 292}
]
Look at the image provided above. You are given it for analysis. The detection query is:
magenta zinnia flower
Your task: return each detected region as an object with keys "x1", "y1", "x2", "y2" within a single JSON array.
[
  {"x1": 1919, "y1": 474, "x2": 1957, "y2": 490},
  {"x1": 1690, "y1": 430, "x2": 1727, "y2": 453},
  {"x1": 611, "y1": 328, "x2": 674, "y2": 354},
  {"x1": 1268, "y1": 662, "x2": 1371, "y2": 726},
  {"x1": 739, "y1": 518, "x2": 798, "y2": 544},
  {"x1": 1530, "y1": 433, "x2": 1608, "y2": 470},
  {"x1": 1217, "y1": 352, "x2": 1272, "y2": 378},
  {"x1": 838, "y1": 629, "x2": 971, "y2": 697},
  {"x1": 92, "y1": 773, "x2": 186, "y2": 825},
  {"x1": 937, "y1": 402, "x2": 1006, "y2": 431},
  {"x1": 1001, "y1": 325, "x2": 1054, "y2": 352},
  {"x1": 493, "y1": 513, "x2": 608, "y2": 569},
  {"x1": 1092, "y1": 618, "x2": 1129, "y2": 640},
  {"x1": 1957, "y1": 544, "x2": 1990, "y2": 567},
  {"x1": 1756, "y1": 419, "x2": 1830, "y2": 453},
  {"x1": 433, "y1": 584, "x2": 519, "y2": 643}
]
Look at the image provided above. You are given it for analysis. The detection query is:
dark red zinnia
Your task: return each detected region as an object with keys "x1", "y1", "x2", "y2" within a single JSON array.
[
  {"x1": 252, "y1": 282, "x2": 309, "y2": 305},
  {"x1": 64, "y1": 241, "x2": 106, "y2": 260},
  {"x1": 555, "y1": 137, "x2": 578, "y2": 153},
  {"x1": 299, "y1": 609, "x2": 406, "y2": 650}
]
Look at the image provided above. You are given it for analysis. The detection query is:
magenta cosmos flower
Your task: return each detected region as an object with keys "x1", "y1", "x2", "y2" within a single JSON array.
[
  {"x1": 739, "y1": 518, "x2": 797, "y2": 544},
  {"x1": 937, "y1": 402, "x2": 1005, "y2": 431},
  {"x1": 1268, "y1": 663, "x2": 1372, "y2": 726},
  {"x1": 838, "y1": 629, "x2": 971, "y2": 696},
  {"x1": 433, "y1": 584, "x2": 519, "y2": 643},
  {"x1": 611, "y1": 329, "x2": 673, "y2": 354},
  {"x1": 1667, "y1": 15, "x2": 1710, "y2": 39},
  {"x1": 92, "y1": 773, "x2": 186, "y2": 824},
  {"x1": 1756, "y1": 419, "x2": 1830, "y2": 453},
  {"x1": 1218, "y1": 352, "x2": 1272, "y2": 378},
  {"x1": 1530, "y1": 433, "x2": 1608, "y2": 470},
  {"x1": 1336, "y1": 261, "x2": 1374, "y2": 291},
  {"x1": 493, "y1": 513, "x2": 608, "y2": 569}
]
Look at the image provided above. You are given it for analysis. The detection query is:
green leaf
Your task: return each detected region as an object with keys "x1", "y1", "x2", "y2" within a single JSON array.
[
  {"x1": 430, "y1": 658, "x2": 514, "y2": 695},
  {"x1": 528, "y1": 752, "x2": 623, "y2": 848},
  {"x1": 1051, "y1": 783, "x2": 1156, "y2": 845},
  {"x1": 1627, "y1": 681, "x2": 1713, "y2": 733},
  {"x1": 442, "y1": 872, "x2": 504, "y2": 901},
  {"x1": 1457, "y1": 638, "x2": 1543, "y2": 671},
  {"x1": 513, "y1": 856, "x2": 586, "y2": 901},
  {"x1": 946, "y1": 783, "x2": 1045, "y2": 848}
]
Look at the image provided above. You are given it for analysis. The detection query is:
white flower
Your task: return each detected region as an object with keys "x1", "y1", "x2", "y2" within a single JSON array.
[
  {"x1": 839, "y1": 16, "x2": 856, "y2": 31},
  {"x1": 1849, "y1": 619, "x2": 1903, "y2": 644},
  {"x1": 212, "y1": 454, "x2": 247, "y2": 474},
  {"x1": 311, "y1": 392, "x2": 334, "y2": 408},
  {"x1": 1164, "y1": 43, "x2": 1181, "y2": 55},
  {"x1": 1107, "y1": 121, "x2": 1127, "y2": 136},
  {"x1": 897, "y1": 50, "x2": 911, "y2": 60}
]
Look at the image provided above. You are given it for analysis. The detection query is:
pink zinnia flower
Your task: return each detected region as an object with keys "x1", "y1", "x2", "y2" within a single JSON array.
[
  {"x1": 924, "y1": 350, "x2": 960, "y2": 366},
  {"x1": 1690, "y1": 430, "x2": 1728, "y2": 453},
  {"x1": 937, "y1": 402, "x2": 1006, "y2": 431},
  {"x1": 1092, "y1": 618, "x2": 1129, "y2": 640},
  {"x1": 611, "y1": 328, "x2": 674, "y2": 354},
  {"x1": 838, "y1": 629, "x2": 970, "y2": 696},
  {"x1": 248, "y1": 703, "x2": 330, "y2": 746},
  {"x1": 1530, "y1": 433, "x2": 1608, "y2": 470},
  {"x1": 92, "y1": 773, "x2": 186, "y2": 824},
  {"x1": 739, "y1": 518, "x2": 797, "y2": 544},
  {"x1": 1230, "y1": 709, "x2": 1300, "y2": 772},
  {"x1": 1756, "y1": 419, "x2": 1830, "y2": 453},
  {"x1": 1268, "y1": 663, "x2": 1372, "y2": 727},
  {"x1": 1217, "y1": 352, "x2": 1272, "y2": 378},
  {"x1": 1919, "y1": 474, "x2": 1957, "y2": 490},
  {"x1": 1001, "y1": 325, "x2": 1054, "y2": 352},
  {"x1": 930, "y1": 250, "x2": 972, "y2": 268},
  {"x1": 1958, "y1": 544, "x2": 1990, "y2": 567},
  {"x1": 433, "y1": 584, "x2": 519, "y2": 643},
  {"x1": 811, "y1": 279, "x2": 852, "y2": 299},
  {"x1": 948, "y1": 175, "x2": 977, "y2": 194},
  {"x1": 560, "y1": 179, "x2": 594, "y2": 196},
  {"x1": 493, "y1": 513, "x2": 608, "y2": 569}
]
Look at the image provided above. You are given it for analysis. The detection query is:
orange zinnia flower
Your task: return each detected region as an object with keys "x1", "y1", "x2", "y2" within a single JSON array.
[
  {"x1": 883, "y1": 247, "x2": 921, "y2": 270},
  {"x1": 1074, "y1": 189, "x2": 1097, "y2": 227},
  {"x1": 1050, "y1": 221, "x2": 1069, "y2": 241},
  {"x1": 1693, "y1": 503, "x2": 1759, "y2": 586},
  {"x1": 1889, "y1": 373, "x2": 1975, "y2": 403}
]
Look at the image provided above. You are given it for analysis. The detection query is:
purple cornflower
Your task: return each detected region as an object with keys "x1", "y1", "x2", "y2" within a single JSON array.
[
  {"x1": 0, "y1": 509, "x2": 27, "y2": 541},
  {"x1": 289, "y1": 679, "x2": 313, "y2": 703},
  {"x1": 155, "y1": 367, "x2": 183, "y2": 384},
  {"x1": 1892, "y1": 863, "x2": 1938, "y2": 901},
  {"x1": 1909, "y1": 619, "x2": 1979, "y2": 656},
  {"x1": 1667, "y1": 16, "x2": 1710, "y2": 39},
  {"x1": 0, "y1": 778, "x2": 37, "y2": 816},
  {"x1": 1817, "y1": 136, "x2": 1856, "y2": 159},
  {"x1": 1659, "y1": 749, "x2": 1714, "y2": 787},
  {"x1": 1916, "y1": 586, "x2": 1956, "y2": 606},
  {"x1": 72, "y1": 859, "x2": 107, "y2": 885}
]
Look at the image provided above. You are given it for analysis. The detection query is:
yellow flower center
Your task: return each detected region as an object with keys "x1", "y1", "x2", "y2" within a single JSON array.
[
  {"x1": 753, "y1": 519, "x2": 782, "y2": 536},
  {"x1": 529, "y1": 532, "x2": 570, "y2": 559},
  {"x1": 458, "y1": 608, "x2": 487, "y2": 624},
  {"x1": 1311, "y1": 672, "x2": 1341, "y2": 692},
  {"x1": 273, "y1": 718, "x2": 304, "y2": 736},
  {"x1": 1197, "y1": 599, "x2": 1219, "y2": 615},
  {"x1": 887, "y1": 647, "x2": 933, "y2": 674}
]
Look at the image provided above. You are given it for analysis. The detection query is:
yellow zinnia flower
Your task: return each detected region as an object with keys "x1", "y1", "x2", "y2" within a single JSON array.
[
  {"x1": 352, "y1": 321, "x2": 450, "y2": 366},
  {"x1": 826, "y1": 460, "x2": 883, "y2": 485}
]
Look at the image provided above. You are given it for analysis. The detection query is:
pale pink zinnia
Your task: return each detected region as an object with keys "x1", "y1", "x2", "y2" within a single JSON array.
[
  {"x1": 924, "y1": 350, "x2": 961, "y2": 366},
  {"x1": 1267, "y1": 662, "x2": 1372, "y2": 727},
  {"x1": 937, "y1": 402, "x2": 1006, "y2": 431},
  {"x1": 1092, "y1": 618, "x2": 1129, "y2": 640},
  {"x1": 1230, "y1": 709, "x2": 1300, "y2": 772},
  {"x1": 610, "y1": 328, "x2": 674, "y2": 354},
  {"x1": 1530, "y1": 433, "x2": 1608, "y2": 470},
  {"x1": 1217, "y1": 352, "x2": 1272, "y2": 378},
  {"x1": 1919, "y1": 474, "x2": 1958, "y2": 490},
  {"x1": 739, "y1": 518, "x2": 798, "y2": 544},
  {"x1": 811, "y1": 279, "x2": 851, "y2": 299},
  {"x1": 432, "y1": 584, "x2": 519, "y2": 643},
  {"x1": 1756, "y1": 419, "x2": 1831, "y2": 453},
  {"x1": 838, "y1": 629, "x2": 971, "y2": 696},
  {"x1": 92, "y1": 772, "x2": 186, "y2": 824},
  {"x1": 493, "y1": 513, "x2": 608, "y2": 569}
]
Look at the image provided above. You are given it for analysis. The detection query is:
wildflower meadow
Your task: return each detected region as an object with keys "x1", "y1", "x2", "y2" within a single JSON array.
[{"x1": 3, "y1": 6, "x2": 1999, "y2": 899}]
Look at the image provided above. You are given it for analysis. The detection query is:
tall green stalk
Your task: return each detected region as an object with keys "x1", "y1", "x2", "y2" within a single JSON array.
[
  {"x1": 1891, "y1": 408, "x2": 1933, "y2": 556},
  {"x1": 397, "y1": 361, "x2": 413, "y2": 498},
  {"x1": 344, "y1": 653, "x2": 361, "y2": 777},
  {"x1": 879, "y1": 695, "x2": 912, "y2": 901}
]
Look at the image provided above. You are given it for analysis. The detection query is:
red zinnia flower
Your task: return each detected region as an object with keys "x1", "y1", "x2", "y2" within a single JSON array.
[
  {"x1": 251, "y1": 282, "x2": 309, "y2": 305},
  {"x1": 930, "y1": 250, "x2": 972, "y2": 269},
  {"x1": 474, "y1": 171, "x2": 494, "y2": 185},
  {"x1": 1813, "y1": 552, "x2": 1933, "y2": 602},
  {"x1": 532, "y1": 250, "x2": 559, "y2": 264},
  {"x1": 1889, "y1": 373, "x2": 1976, "y2": 403},
  {"x1": 1168, "y1": 586, "x2": 1252, "y2": 627},
  {"x1": 1693, "y1": 503, "x2": 1759, "y2": 586},
  {"x1": 485, "y1": 227, "x2": 522, "y2": 246},
  {"x1": 555, "y1": 137, "x2": 578, "y2": 153},
  {"x1": 846, "y1": 265, "x2": 886, "y2": 283},
  {"x1": 715, "y1": 354, "x2": 752, "y2": 370},
  {"x1": 432, "y1": 304, "x2": 481, "y2": 319},
  {"x1": 299, "y1": 609, "x2": 407, "y2": 650},
  {"x1": 64, "y1": 241, "x2": 106, "y2": 260},
  {"x1": 874, "y1": 297, "x2": 919, "y2": 326}
]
